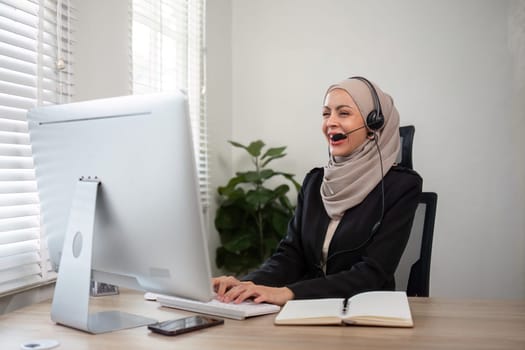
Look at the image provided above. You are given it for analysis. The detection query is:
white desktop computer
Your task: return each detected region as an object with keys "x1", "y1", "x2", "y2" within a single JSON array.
[{"x1": 27, "y1": 92, "x2": 214, "y2": 333}]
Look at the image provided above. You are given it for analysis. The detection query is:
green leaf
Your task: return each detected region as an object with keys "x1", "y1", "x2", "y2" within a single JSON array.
[
  {"x1": 278, "y1": 172, "x2": 301, "y2": 192},
  {"x1": 279, "y1": 195, "x2": 294, "y2": 212},
  {"x1": 259, "y1": 169, "x2": 275, "y2": 182},
  {"x1": 242, "y1": 171, "x2": 261, "y2": 183},
  {"x1": 214, "y1": 205, "x2": 243, "y2": 230},
  {"x1": 223, "y1": 234, "x2": 254, "y2": 253},
  {"x1": 246, "y1": 188, "x2": 275, "y2": 208},
  {"x1": 261, "y1": 146, "x2": 286, "y2": 160},
  {"x1": 238, "y1": 169, "x2": 275, "y2": 185},
  {"x1": 273, "y1": 184, "x2": 290, "y2": 197},
  {"x1": 218, "y1": 175, "x2": 246, "y2": 196},
  {"x1": 228, "y1": 140, "x2": 249, "y2": 151},
  {"x1": 261, "y1": 153, "x2": 286, "y2": 167},
  {"x1": 216, "y1": 247, "x2": 261, "y2": 275},
  {"x1": 215, "y1": 246, "x2": 228, "y2": 268},
  {"x1": 270, "y1": 210, "x2": 291, "y2": 236},
  {"x1": 262, "y1": 236, "x2": 280, "y2": 257},
  {"x1": 246, "y1": 140, "x2": 265, "y2": 157},
  {"x1": 220, "y1": 189, "x2": 247, "y2": 206}
]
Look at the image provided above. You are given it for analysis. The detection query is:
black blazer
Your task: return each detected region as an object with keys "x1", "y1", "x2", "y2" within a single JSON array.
[{"x1": 243, "y1": 165, "x2": 422, "y2": 299}]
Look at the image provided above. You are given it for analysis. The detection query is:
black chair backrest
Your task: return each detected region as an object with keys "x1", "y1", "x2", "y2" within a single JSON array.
[
  {"x1": 395, "y1": 125, "x2": 437, "y2": 296},
  {"x1": 408, "y1": 192, "x2": 437, "y2": 296},
  {"x1": 398, "y1": 125, "x2": 415, "y2": 169}
]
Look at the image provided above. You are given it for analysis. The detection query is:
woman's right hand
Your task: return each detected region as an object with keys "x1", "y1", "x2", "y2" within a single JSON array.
[
  {"x1": 212, "y1": 275, "x2": 251, "y2": 301},
  {"x1": 212, "y1": 276, "x2": 293, "y2": 305}
]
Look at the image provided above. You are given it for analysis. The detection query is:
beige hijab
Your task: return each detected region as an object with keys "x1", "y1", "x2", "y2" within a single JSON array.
[{"x1": 320, "y1": 78, "x2": 400, "y2": 219}]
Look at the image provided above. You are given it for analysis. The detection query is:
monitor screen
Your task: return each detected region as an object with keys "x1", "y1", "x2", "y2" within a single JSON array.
[{"x1": 27, "y1": 93, "x2": 214, "y2": 333}]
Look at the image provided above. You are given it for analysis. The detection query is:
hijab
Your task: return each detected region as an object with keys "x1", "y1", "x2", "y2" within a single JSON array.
[{"x1": 320, "y1": 78, "x2": 400, "y2": 219}]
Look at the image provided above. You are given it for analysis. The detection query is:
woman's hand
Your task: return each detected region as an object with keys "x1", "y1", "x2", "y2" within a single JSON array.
[
  {"x1": 212, "y1": 276, "x2": 294, "y2": 306},
  {"x1": 212, "y1": 275, "x2": 243, "y2": 298}
]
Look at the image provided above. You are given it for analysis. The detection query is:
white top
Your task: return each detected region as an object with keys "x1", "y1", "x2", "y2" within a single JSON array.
[{"x1": 322, "y1": 219, "x2": 341, "y2": 272}]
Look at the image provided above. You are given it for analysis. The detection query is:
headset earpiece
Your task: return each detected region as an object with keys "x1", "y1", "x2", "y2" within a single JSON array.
[
  {"x1": 349, "y1": 76, "x2": 385, "y2": 131},
  {"x1": 366, "y1": 109, "x2": 384, "y2": 131}
]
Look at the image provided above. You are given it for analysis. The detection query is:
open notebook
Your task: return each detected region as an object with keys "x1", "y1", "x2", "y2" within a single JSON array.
[
  {"x1": 274, "y1": 291, "x2": 413, "y2": 327},
  {"x1": 145, "y1": 292, "x2": 281, "y2": 320}
]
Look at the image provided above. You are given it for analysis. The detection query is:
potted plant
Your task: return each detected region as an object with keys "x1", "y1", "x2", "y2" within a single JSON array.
[{"x1": 215, "y1": 140, "x2": 301, "y2": 275}]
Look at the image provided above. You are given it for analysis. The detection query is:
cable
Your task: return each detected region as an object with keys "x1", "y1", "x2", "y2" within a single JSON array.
[{"x1": 317, "y1": 132, "x2": 385, "y2": 274}]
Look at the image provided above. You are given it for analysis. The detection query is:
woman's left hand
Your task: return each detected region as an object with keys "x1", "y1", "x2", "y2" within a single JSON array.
[{"x1": 220, "y1": 283, "x2": 294, "y2": 306}]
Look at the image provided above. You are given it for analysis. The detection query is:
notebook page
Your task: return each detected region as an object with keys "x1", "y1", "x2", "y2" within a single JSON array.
[
  {"x1": 276, "y1": 298, "x2": 344, "y2": 321},
  {"x1": 347, "y1": 291, "x2": 411, "y2": 320}
]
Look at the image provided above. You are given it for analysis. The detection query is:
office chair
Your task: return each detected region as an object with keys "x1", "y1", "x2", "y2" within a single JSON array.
[
  {"x1": 397, "y1": 125, "x2": 415, "y2": 169},
  {"x1": 394, "y1": 125, "x2": 438, "y2": 297},
  {"x1": 395, "y1": 192, "x2": 437, "y2": 296}
]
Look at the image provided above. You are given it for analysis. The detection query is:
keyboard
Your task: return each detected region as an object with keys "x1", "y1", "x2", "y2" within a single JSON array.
[{"x1": 145, "y1": 292, "x2": 281, "y2": 320}]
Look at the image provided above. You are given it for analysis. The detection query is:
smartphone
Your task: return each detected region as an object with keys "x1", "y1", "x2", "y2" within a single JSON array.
[{"x1": 148, "y1": 315, "x2": 224, "y2": 336}]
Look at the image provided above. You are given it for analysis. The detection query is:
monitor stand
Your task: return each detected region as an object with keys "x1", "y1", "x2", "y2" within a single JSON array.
[{"x1": 50, "y1": 178, "x2": 156, "y2": 334}]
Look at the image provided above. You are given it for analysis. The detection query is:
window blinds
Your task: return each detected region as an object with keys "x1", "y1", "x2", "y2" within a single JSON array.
[
  {"x1": 0, "y1": 0, "x2": 74, "y2": 296},
  {"x1": 131, "y1": 0, "x2": 209, "y2": 210}
]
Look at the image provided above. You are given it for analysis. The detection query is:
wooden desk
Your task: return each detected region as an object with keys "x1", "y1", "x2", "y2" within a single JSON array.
[{"x1": 1, "y1": 290, "x2": 524, "y2": 350}]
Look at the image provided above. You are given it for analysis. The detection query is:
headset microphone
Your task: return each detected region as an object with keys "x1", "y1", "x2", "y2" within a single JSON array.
[{"x1": 330, "y1": 125, "x2": 367, "y2": 142}]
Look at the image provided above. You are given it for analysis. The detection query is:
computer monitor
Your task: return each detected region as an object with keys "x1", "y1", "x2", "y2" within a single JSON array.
[{"x1": 27, "y1": 92, "x2": 214, "y2": 333}]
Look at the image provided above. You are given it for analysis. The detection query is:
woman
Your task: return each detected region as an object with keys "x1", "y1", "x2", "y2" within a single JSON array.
[{"x1": 213, "y1": 77, "x2": 422, "y2": 306}]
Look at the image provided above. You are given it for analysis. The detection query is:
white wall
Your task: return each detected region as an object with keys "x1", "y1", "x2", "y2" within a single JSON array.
[
  {"x1": 72, "y1": 0, "x2": 525, "y2": 299},
  {"x1": 206, "y1": 0, "x2": 233, "y2": 274},
  {"x1": 214, "y1": 0, "x2": 524, "y2": 299},
  {"x1": 74, "y1": 0, "x2": 130, "y2": 101}
]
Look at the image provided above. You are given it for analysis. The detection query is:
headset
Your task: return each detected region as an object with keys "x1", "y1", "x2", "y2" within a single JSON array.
[{"x1": 349, "y1": 76, "x2": 385, "y2": 131}]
